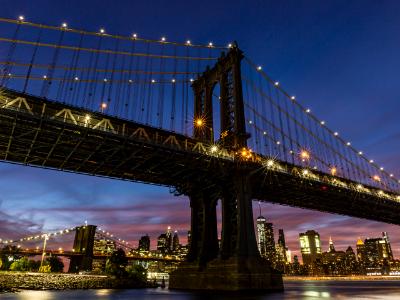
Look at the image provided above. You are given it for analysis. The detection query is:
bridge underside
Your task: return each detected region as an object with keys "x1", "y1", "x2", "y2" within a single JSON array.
[
  {"x1": 1, "y1": 89, "x2": 400, "y2": 290},
  {"x1": 0, "y1": 89, "x2": 399, "y2": 225}
]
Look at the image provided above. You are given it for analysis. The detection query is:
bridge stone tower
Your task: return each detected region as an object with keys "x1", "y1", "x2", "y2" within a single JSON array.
[
  {"x1": 192, "y1": 43, "x2": 248, "y2": 149},
  {"x1": 169, "y1": 46, "x2": 283, "y2": 291},
  {"x1": 68, "y1": 225, "x2": 96, "y2": 273}
]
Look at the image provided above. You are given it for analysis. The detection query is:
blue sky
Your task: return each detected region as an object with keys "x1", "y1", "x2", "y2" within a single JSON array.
[{"x1": 1, "y1": 0, "x2": 400, "y2": 260}]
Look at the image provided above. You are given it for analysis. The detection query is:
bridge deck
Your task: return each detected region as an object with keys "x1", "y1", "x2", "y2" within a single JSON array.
[{"x1": 0, "y1": 88, "x2": 400, "y2": 225}]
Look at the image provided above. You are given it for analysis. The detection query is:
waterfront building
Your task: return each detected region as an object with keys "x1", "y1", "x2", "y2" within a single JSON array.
[
  {"x1": 173, "y1": 231, "x2": 180, "y2": 252},
  {"x1": 93, "y1": 238, "x2": 116, "y2": 255},
  {"x1": 138, "y1": 235, "x2": 150, "y2": 252},
  {"x1": 321, "y1": 237, "x2": 346, "y2": 275},
  {"x1": 165, "y1": 226, "x2": 173, "y2": 252},
  {"x1": 299, "y1": 230, "x2": 322, "y2": 266},
  {"x1": 157, "y1": 234, "x2": 168, "y2": 254},
  {"x1": 256, "y1": 214, "x2": 275, "y2": 264}
]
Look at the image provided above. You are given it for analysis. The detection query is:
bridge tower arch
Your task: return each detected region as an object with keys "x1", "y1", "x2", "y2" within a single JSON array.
[
  {"x1": 192, "y1": 44, "x2": 249, "y2": 150},
  {"x1": 68, "y1": 225, "x2": 96, "y2": 273}
]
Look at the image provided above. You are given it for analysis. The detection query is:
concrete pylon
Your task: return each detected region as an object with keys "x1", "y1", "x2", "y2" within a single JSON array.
[{"x1": 169, "y1": 173, "x2": 283, "y2": 291}]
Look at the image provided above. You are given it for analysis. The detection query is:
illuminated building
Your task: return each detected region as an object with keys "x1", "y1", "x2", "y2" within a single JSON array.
[
  {"x1": 256, "y1": 214, "x2": 275, "y2": 264},
  {"x1": 157, "y1": 234, "x2": 168, "y2": 254},
  {"x1": 299, "y1": 230, "x2": 322, "y2": 265},
  {"x1": 275, "y1": 229, "x2": 289, "y2": 271},
  {"x1": 173, "y1": 231, "x2": 180, "y2": 252},
  {"x1": 138, "y1": 235, "x2": 150, "y2": 252},
  {"x1": 93, "y1": 238, "x2": 116, "y2": 255}
]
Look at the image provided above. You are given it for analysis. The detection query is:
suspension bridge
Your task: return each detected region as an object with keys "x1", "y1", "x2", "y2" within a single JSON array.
[
  {"x1": 0, "y1": 223, "x2": 181, "y2": 273},
  {"x1": 0, "y1": 16, "x2": 399, "y2": 290}
]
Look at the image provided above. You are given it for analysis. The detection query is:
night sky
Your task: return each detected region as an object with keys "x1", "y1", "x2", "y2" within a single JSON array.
[{"x1": 1, "y1": 0, "x2": 400, "y2": 261}]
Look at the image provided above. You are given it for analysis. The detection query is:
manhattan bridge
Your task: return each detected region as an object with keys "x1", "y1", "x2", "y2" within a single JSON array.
[{"x1": 0, "y1": 16, "x2": 399, "y2": 290}]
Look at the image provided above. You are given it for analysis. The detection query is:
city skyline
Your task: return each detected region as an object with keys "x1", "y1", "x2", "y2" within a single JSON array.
[{"x1": 1, "y1": 0, "x2": 400, "y2": 271}]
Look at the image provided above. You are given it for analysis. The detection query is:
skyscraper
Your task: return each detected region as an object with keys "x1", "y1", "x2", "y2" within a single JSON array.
[
  {"x1": 165, "y1": 226, "x2": 173, "y2": 252},
  {"x1": 173, "y1": 230, "x2": 180, "y2": 252},
  {"x1": 382, "y1": 232, "x2": 393, "y2": 261},
  {"x1": 256, "y1": 215, "x2": 267, "y2": 257},
  {"x1": 276, "y1": 229, "x2": 289, "y2": 270},
  {"x1": 256, "y1": 214, "x2": 275, "y2": 264},
  {"x1": 299, "y1": 230, "x2": 322, "y2": 265},
  {"x1": 138, "y1": 234, "x2": 150, "y2": 252},
  {"x1": 157, "y1": 234, "x2": 167, "y2": 254}
]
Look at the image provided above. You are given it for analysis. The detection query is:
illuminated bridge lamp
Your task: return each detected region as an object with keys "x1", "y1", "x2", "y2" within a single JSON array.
[
  {"x1": 373, "y1": 175, "x2": 381, "y2": 182},
  {"x1": 210, "y1": 145, "x2": 218, "y2": 153},
  {"x1": 330, "y1": 167, "x2": 337, "y2": 176},
  {"x1": 195, "y1": 118, "x2": 204, "y2": 127},
  {"x1": 300, "y1": 150, "x2": 310, "y2": 161}
]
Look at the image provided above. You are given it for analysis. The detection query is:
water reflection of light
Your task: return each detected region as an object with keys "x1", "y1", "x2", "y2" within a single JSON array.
[
  {"x1": 303, "y1": 290, "x2": 330, "y2": 298},
  {"x1": 95, "y1": 289, "x2": 111, "y2": 296},
  {"x1": 18, "y1": 290, "x2": 55, "y2": 300}
]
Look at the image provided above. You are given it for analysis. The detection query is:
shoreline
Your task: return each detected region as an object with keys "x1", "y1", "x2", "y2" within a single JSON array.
[
  {"x1": 0, "y1": 272, "x2": 149, "y2": 292},
  {"x1": 284, "y1": 275, "x2": 400, "y2": 281}
]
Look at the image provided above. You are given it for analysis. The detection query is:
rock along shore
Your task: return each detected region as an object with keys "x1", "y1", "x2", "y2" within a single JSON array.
[{"x1": 0, "y1": 272, "x2": 148, "y2": 291}]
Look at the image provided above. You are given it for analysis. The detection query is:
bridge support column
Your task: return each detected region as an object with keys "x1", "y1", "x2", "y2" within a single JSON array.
[
  {"x1": 170, "y1": 174, "x2": 283, "y2": 291},
  {"x1": 68, "y1": 225, "x2": 96, "y2": 273}
]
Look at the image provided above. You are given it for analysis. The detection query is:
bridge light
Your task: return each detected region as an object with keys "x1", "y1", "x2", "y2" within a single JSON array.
[
  {"x1": 274, "y1": 81, "x2": 279, "y2": 86},
  {"x1": 373, "y1": 175, "x2": 381, "y2": 182},
  {"x1": 369, "y1": 159, "x2": 374, "y2": 163},
  {"x1": 320, "y1": 121, "x2": 325, "y2": 125},
  {"x1": 18, "y1": 15, "x2": 25, "y2": 21},
  {"x1": 128, "y1": 79, "x2": 133, "y2": 83},
  {"x1": 291, "y1": 96, "x2": 296, "y2": 100},
  {"x1": 74, "y1": 77, "x2": 79, "y2": 81},
  {"x1": 151, "y1": 79, "x2": 156, "y2": 83},
  {"x1": 61, "y1": 22, "x2": 68, "y2": 28},
  {"x1": 210, "y1": 145, "x2": 218, "y2": 153},
  {"x1": 346, "y1": 142, "x2": 351, "y2": 146},
  {"x1": 276, "y1": 141, "x2": 281, "y2": 145},
  {"x1": 161, "y1": 36, "x2": 166, "y2": 42},
  {"x1": 397, "y1": 196, "x2": 400, "y2": 201},
  {"x1": 302, "y1": 169, "x2": 309, "y2": 175},
  {"x1": 228, "y1": 43, "x2": 232, "y2": 48},
  {"x1": 101, "y1": 103, "x2": 107, "y2": 110},
  {"x1": 266, "y1": 159, "x2": 274, "y2": 167},
  {"x1": 195, "y1": 118, "x2": 203, "y2": 127},
  {"x1": 378, "y1": 190, "x2": 384, "y2": 195},
  {"x1": 300, "y1": 150, "x2": 310, "y2": 160},
  {"x1": 257, "y1": 66, "x2": 262, "y2": 71},
  {"x1": 306, "y1": 108, "x2": 311, "y2": 113},
  {"x1": 132, "y1": 33, "x2": 137, "y2": 39},
  {"x1": 171, "y1": 78, "x2": 176, "y2": 83},
  {"x1": 208, "y1": 42, "x2": 213, "y2": 47},
  {"x1": 43, "y1": 75, "x2": 47, "y2": 79},
  {"x1": 390, "y1": 174, "x2": 394, "y2": 177},
  {"x1": 99, "y1": 28, "x2": 105, "y2": 34},
  {"x1": 333, "y1": 132, "x2": 339, "y2": 136},
  {"x1": 380, "y1": 167, "x2": 384, "y2": 171},
  {"x1": 330, "y1": 167, "x2": 337, "y2": 176},
  {"x1": 248, "y1": 120, "x2": 253, "y2": 124},
  {"x1": 186, "y1": 40, "x2": 191, "y2": 45},
  {"x1": 263, "y1": 131, "x2": 267, "y2": 135}
]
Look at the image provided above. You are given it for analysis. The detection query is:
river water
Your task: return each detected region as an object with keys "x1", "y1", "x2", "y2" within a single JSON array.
[{"x1": 2, "y1": 280, "x2": 400, "y2": 299}]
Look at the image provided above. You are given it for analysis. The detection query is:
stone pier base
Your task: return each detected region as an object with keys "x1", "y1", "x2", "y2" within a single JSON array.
[{"x1": 169, "y1": 257, "x2": 283, "y2": 291}]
